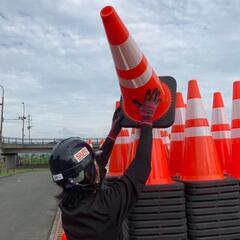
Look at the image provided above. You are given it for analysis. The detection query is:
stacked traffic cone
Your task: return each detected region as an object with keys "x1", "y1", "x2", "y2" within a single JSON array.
[
  {"x1": 129, "y1": 128, "x2": 187, "y2": 240},
  {"x1": 185, "y1": 178, "x2": 240, "y2": 240},
  {"x1": 169, "y1": 92, "x2": 186, "y2": 177},
  {"x1": 126, "y1": 128, "x2": 140, "y2": 168},
  {"x1": 100, "y1": 6, "x2": 173, "y2": 125},
  {"x1": 128, "y1": 181, "x2": 187, "y2": 240},
  {"x1": 229, "y1": 81, "x2": 240, "y2": 178},
  {"x1": 108, "y1": 129, "x2": 130, "y2": 177},
  {"x1": 211, "y1": 92, "x2": 231, "y2": 173},
  {"x1": 160, "y1": 130, "x2": 170, "y2": 155},
  {"x1": 181, "y1": 80, "x2": 223, "y2": 181},
  {"x1": 99, "y1": 138, "x2": 105, "y2": 149},
  {"x1": 146, "y1": 129, "x2": 172, "y2": 185},
  {"x1": 87, "y1": 139, "x2": 93, "y2": 148},
  {"x1": 61, "y1": 232, "x2": 67, "y2": 240},
  {"x1": 179, "y1": 80, "x2": 240, "y2": 240},
  {"x1": 126, "y1": 128, "x2": 135, "y2": 167},
  {"x1": 126, "y1": 128, "x2": 172, "y2": 185}
]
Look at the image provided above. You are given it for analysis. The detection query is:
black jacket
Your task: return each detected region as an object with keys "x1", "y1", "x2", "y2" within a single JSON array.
[{"x1": 60, "y1": 125, "x2": 153, "y2": 240}]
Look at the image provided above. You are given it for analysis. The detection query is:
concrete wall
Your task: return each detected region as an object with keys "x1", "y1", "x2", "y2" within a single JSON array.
[{"x1": 3, "y1": 154, "x2": 18, "y2": 168}]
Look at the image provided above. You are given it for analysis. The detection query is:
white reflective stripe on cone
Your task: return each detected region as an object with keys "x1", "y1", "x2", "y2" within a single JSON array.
[
  {"x1": 115, "y1": 136, "x2": 130, "y2": 144},
  {"x1": 119, "y1": 65, "x2": 152, "y2": 89},
  {"x1": 152, "y1": 129, "x2": 161, "y2": 139},
  {"x1": 212, "y1": 130, "x2": 230, "y2": 139},
  {"x1": 211, "y1": 108, "x2": 228, "y2": 124},
  {"x1": 186, "y1": 99, "x2": 206, "y2": 120},
  {"x1": 174, "y1": 108, "x2": 185, "y2": 124},
  {"x1": 231, "y1": 128, "x2": 240, "y2": 139},
  {"x1": 110, "y1": 36, "x2": 143, "y2": 70},
  {"x1": 232, "y1": 99, "x2": 240, "y2": 120},
  {"x1": 185, "y1": 126, "x2": 211, "y2": 137},
  {"x1": 171, "y1": 132, "x2": 185, "y2": 141},
  {"x1": 162, "y1": 136, "x2": 170, "y2": 144},
  {"x1": 129, "y1": 131, "x2": 135, "y2": 143},
  {"x1": 134, "y1": 129, "x2": 140, "y2": 140}
]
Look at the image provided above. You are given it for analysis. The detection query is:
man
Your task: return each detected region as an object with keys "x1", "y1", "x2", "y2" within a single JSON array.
[{"x1": 49, "y1": 88, "x2": 160, "y2": 240}]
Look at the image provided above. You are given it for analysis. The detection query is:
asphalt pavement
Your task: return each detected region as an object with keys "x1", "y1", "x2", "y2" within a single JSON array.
[{"x1": 0, "y1": 170, "x2": 60, "y2": 240}]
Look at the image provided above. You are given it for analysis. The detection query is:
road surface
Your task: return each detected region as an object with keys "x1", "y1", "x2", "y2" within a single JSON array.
[{"x1": 0, "y1": 170, "x2": 60, "y2": 240}]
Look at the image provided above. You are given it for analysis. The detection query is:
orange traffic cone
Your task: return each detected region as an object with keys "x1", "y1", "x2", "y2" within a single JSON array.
[
  {"x1": 126, "y1": 128, "x2": 135, "y2": 167},
  {"x1": 211, "y1": 92, "x2": 231, "y2": 172},
  {"x1": 99, "y1": 138, "x2": 105, "y2": 148},
  {"x1": 160, "y1": 130, "x2": 170, "y2": 155},
  {"x1": 126, "y1": 128, "x2": 140, "y2": 168},
  {"x1": 181, "y1": 80, "x2": 224, "y2": 181},
  {"x1": 169, "y1": 92, "x2": 185, "y2": 177},
  {"x1": 115, "y1": 100, "x2": 120, "y2": 109},
  {"x1": 229, "y1": 81, "x2": 240, "y2": 178},
  {"x1": 146, "y1": 129, "x2": 172, "y2": 185},
  {"x1": 61, "y1": 232, "x2": 67, "y2": 240},
  {"x1": 100, "y1": 6, "x2": 172, "y2": 123},
  {"x1": 108, "y1": 129, "x2": 130, "y2": 176},
  {"x1": 87, "y1": 139, "x2": 93, "y2": 148}
]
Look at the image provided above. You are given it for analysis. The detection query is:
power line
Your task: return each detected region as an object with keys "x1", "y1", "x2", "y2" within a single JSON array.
[{"x1": 4, "y1": 118, "x2": 21, "y2": 121}]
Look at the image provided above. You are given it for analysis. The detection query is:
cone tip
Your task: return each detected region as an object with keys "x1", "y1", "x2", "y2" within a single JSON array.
[
  {"x1": 115, "y1": 101, "x2": 120, "y2": 109},
  {"x1": 187, "y1": 80, "x2": 201, "y2": 99},
  {"x1": 119, "y1": 129, "x2": 129, "y2": 137},
  {"x1": 176, "y1": 92, "x2": 185, "y2": 108},
  {"x1": 100, "y1": 6, "x2": 115, "y2": 18},
  {"x1": 100, "y1": 5, "x2": 129, "y2": 45},
  {"x1": 213, "y1": 92, "x2": 224, "y2": 108},
  {"x1": 233, "y1": 81, "x2": 240, "y2": 100}
]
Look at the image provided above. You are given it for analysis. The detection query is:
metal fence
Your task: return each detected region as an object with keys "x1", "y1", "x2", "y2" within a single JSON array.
[{"x1": 2, "y1": 137, "x2": 102, "y2": 145}]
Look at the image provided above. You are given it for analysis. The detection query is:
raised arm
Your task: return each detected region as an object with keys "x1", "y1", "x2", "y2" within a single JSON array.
[
  {"x1": 97, "y1": 108, "x2": 123, "y2": 168},
  {"x1": 124, "y1": 88, "x2": 160, "y2": 194},
  {"x1": 103, "y1": 89, "x2": 160, "y2": 226}
]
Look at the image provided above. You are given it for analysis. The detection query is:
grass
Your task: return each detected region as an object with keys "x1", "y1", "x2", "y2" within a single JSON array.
[{"x1": 0, "y1": 168, "x2": 48, "y2": 178}]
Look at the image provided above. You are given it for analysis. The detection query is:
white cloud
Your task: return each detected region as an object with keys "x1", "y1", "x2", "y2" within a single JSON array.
[{"x1": 0, "y1": 0, "x2": 239, "y2": 139}]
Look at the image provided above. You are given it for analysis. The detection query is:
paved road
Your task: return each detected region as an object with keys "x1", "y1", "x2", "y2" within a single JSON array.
[{"x1": 0, "y1": 170, "x2": 60, "y2": 240}]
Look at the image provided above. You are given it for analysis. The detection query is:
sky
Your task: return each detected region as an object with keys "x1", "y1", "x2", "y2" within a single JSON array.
[{"x1": 0, "y1": 0, "x2": 239, "y2": 139}]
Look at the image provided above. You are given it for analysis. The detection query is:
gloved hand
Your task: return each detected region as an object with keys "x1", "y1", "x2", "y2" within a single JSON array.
[
  {"x1": 132, "y1": 88, "x2": 160, "y2": 125},
  {"x1": 108, "y1": 107, "x2": 124, "y2": 140}
]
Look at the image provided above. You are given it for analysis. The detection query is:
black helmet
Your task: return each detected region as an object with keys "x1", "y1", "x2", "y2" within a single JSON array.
[{"x1": 49, "y1": 137, "x2": 94, "y2": 183}]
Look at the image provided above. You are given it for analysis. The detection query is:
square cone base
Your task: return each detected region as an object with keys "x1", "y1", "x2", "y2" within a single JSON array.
[
  {"x1": 188, "y1": 219, "x2": 240, "y2": 230},
  {"x1": 128, "y1": 225, "x2": 187, "y2": 235},
  {"x1": 128, "y1": 232, "x2": 188, "y2": 240},
  {"x1": 189, "y1": 226, "x2": 240, "y2": 238},
  {"x1": 128, "y1": 182, "x2": 187, "y2": 239},
  {"x1": 129, "y1": 211, "x2": 186, "y2": 221},
  {"x1": 177, "y1": 178, "x2": 240, "y2": 239},
  {"x1": 187, "y1": 212, "x2": 240, "y2": 223},
  {"x1": 187, "y1": 199, "x2": 240, "y2": 208},
  {"x1": 128, "y1": 218, "x2": 187, "y2": 229},
  {"x1": 186, "y1": 191, "x2": 240, "y2": 201},
  {"x1": 134, "y1": 197, "x2": 185, "y2": 207},
  {"x1": 186, "y1": 233, "x2": 240, "y2": 240},
  {"x1": 179, "y1": 178, "x2": 238, "y2": 188},
  {"x1": 138, "y1": 182, "x2": 185, "y2": 199},
  {"x1": 120, "y1": 76, "x2": 177, "y2": 128},
  {"x1": 187, "y1": 205, "x2": 240, "y2": 215}
]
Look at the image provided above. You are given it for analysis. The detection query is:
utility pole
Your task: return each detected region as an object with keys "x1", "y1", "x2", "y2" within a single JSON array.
[
  {"x1": 22, "y1": 102, "x2": 26, "y2": 144},
  {"x1": 0, "y1": 85, "x2": 4, "y2": 146},
  {"x1": 27, "y1": 114, "x2": 32, "y2": 140},
  {"x1": 19, "y1": 102, "x2": 26, "y2": 144}
]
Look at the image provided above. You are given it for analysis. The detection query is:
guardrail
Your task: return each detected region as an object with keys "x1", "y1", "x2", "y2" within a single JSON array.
[{"x1": 2, "y1": 137, "x2": 102, "y2": 145}]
